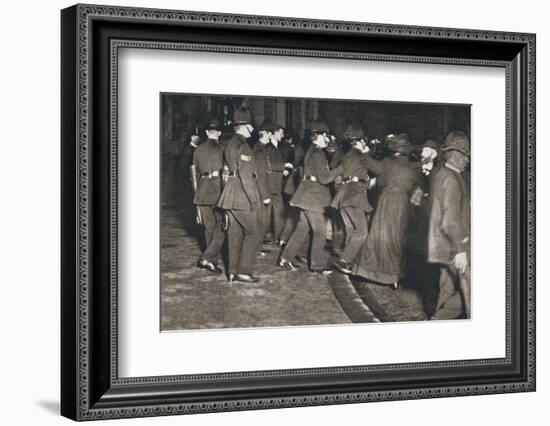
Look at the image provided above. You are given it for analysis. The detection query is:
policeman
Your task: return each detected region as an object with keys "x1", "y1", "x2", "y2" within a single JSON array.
[
  {"x1": 216, "y1": 107, "x2": 261, "y2": 283},
  {"x1": 330, "y1": 125, "x2": 374, "y2": 274},
  {"x1": 278, "y1": 121, "x2": 344, "y2": 273},
  {"x1": 192, "y1": 118, "x2": 225, "y2": 273}
]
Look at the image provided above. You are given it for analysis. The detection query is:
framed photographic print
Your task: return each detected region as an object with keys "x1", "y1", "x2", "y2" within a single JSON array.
[{"x1": 61, "y1": 3, "x2": 536, "y2": 421}]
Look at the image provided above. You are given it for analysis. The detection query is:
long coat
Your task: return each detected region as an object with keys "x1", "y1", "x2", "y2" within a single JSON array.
[
  {"x1": 353, "y1": 155, "x2": 421, "y2": 284},
  {"x1": 253, "y1": 143, "x2": 271, "y2": 202},
  {"x1": 217, "y1": 134, "x2": 260, "y2": 211},
  {"x1": 427, "y1": 165, "x2": 470, "y2": 264},
  {"x1": 265, "y1": 143, "x2": 286, "y2": 195},
  {"x1": 330, "y1": 148, "x2": 374, "y2": 213},
  {"x1": 192, "y1": 139, "x2": 224, "y2": 206},
  {"x1": 290, "y1": 145, "x2": 343, "y2": 213}
]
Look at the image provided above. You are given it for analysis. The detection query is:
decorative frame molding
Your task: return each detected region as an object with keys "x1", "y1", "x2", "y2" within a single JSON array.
[{"x1": 61, "y1": 3, "x2": 536, "y2": 421}]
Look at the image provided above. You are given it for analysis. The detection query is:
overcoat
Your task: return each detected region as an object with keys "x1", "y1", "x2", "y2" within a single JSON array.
[
  {"x1": 192, "y1": 139, "x2": 224, "y2": 206},
  {"x1": 253, "y1": 142, "x2": 271, "y2": 202},
  {"x1": 217, "y1": 134, "x2": 260, "y2": 211},
  {"x1": 330, "y1": 148, "x2": 374, "y2": 213},
  {"x1": 427, "y1": 165, "x2": 470, "y2": 264},
  {"x1": 290, "y1": 145, "x2": 343, "y2": 213},
  {"x1": 265, "y1": 143, "x2": 286, "y2": 195}
]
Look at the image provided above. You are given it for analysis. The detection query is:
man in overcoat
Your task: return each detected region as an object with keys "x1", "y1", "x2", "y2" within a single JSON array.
[
  {"x1": 428, "y1": 130, "x2": 471, "y2": 319},
  {"x1": 278, "y1": 121, "x2": 343, "y2": 273},
  {"x1": 216, "y1": 107, "x2": 262, "y2": 283},
  {"x1": 253, "y1": 122, "x2": 275, "y2": 251},
  {"x1": 265, "y1": 121, "x2": 293, "y2": 242},
  {"x1": 192, "y1": 118, "x2": 225, "y2": 273},
  {"x1": 330, "y1": 125, "x2": 374, "y2": 274}
]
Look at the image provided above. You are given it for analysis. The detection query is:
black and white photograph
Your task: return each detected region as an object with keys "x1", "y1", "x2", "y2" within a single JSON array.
[{"x1": 160, "y1": 93, "x2": 471, "y2": 331}]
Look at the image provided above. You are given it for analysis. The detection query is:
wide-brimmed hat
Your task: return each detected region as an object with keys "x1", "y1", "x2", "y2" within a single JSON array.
[
  {"x1": 441, "y1": 131, "x2": 470, "y2": 156},
  {"x1": 206, "y1": 117, "x2": 222, "y2": 131},
  {"x1": 386, "y1": 133, "x2": 411, "y2": 154},
  {"x1": 233, "y1": 107, "x2": 252, "y2": 125}
]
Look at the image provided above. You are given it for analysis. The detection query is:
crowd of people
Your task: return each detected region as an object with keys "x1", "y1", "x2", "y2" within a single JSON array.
[{"x1": 181, "y1": 105, "x2": 471, "y2": 320}]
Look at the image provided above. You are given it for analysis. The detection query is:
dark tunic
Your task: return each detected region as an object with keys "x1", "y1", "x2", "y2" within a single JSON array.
[
  {"x1": 217, "y1": 134, "x2": 260, "y2": 211},
  {"x1": 192, "y1": 139, "x2": 224, "y2": 206},
  {"x1": 330, "y1": 148, "x2": 374, "y2": 213},
  {"x1": 353, "y1": 155, "x2": 421, "y2": 284},
  {"x1": 289, "y1": 145, "x2": 343, "y2": 213}
]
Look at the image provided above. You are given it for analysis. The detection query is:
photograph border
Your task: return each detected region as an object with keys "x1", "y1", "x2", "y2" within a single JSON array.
[{"x1": 61, "y1": 4, "x2": 535, "y2": 421}]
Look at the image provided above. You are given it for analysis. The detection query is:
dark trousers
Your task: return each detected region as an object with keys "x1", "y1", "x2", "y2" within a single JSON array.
[
  {"x1": 227, "y1": 207, "x2": 260, "y2": 275},
  {"x1": 280, "y1": 205, "x2": 299, "y2": 243},
  {"x1": 340, "y1": 207, "x2": 369, "y2": 263},
  {"x1": 432, "y1": 264, "x2": 471, "y2": 320},
  {"x1": 260, "y1": 194, "x2": 285, "y2": 242},
  {"x1": 270, "y1": 194, "x2": 286, "y2": 240},
  {"x1": 198, "y1": 206, "x2": 225, "y2": 264},
  {"x1": 281, "y1": 210, "x2": 328, "y2": 270}
]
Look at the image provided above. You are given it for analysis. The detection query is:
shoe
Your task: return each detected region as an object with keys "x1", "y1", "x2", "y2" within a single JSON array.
[
  {"x1": 235, "y1": 274, "x2": 260, "y2": 283},
  {"x1": 198, "y1": 259, "x2": 222, "y2": 274},
  {"x1": 390, "y1": 282, "x2": 399, "y2": 290},
  {"x1": 278, "y1": 258, "x2": 299, "y2": 271},
  {"x1": 257, "y1": 251, "x2": 268, "y2": 257},
  {"x1": 332, "y1": 258, "x2": 353, "y2": 274},
  {"x1": 311, "y1": 268, "x2": 333, "y2": 275},
  {"x1": 228, "y1": 273, "x2": 236, "y2": 282},
  {"x1": 295, "y1": 256, "x2": 308, "y2": 264},
  {"x1": 278, "y1": 240, "x2": 287, "y2": 247}
]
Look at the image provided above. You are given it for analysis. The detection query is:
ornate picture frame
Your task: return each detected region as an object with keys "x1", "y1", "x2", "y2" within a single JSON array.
[{"x1": 61, "y1": 4, "x2": 535, "y2": 421}]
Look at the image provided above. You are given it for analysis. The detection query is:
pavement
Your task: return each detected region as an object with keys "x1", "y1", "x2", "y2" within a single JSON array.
[{"x1": 161, "y1": 209, "x2": 355, "y2": 331}]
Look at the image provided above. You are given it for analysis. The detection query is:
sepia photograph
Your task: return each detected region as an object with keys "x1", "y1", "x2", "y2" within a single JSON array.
[{"x1": 160, "y1": 93, "x2": 471, "y2": 331}]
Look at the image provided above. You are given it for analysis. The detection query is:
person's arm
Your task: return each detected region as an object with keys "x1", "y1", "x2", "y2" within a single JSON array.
[
  {"x1": 439, "y1": 175, "x2": 469, "y2": 254},
  {"x1": 362, "y1": 155, "x2": 384, "y2": 175},
  {"x1": 311, "y1": 150, "x2": 343, "y2": 185}
]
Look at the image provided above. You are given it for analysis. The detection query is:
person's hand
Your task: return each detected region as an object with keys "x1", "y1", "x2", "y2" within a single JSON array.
[
  {"x1": 453, "y1": 252, "x2": 468, "y2": 274},
  {"x1": 368, "y1": 177, "x2": 377, "y2": 189},
  {"x1": 283, "y1": 170, "x2": 290, "y2": 177},
  {"x1": 334, "y1": 175, "x2": 343, "y2": 185},
  {"x1": 263, "y1": 198, "x2": 271, "y2": 205}
]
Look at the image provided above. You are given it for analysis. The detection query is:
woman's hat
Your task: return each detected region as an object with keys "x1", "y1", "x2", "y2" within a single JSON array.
[{"x1": 386, "y1": 133, "x2": 411, "y2": 154}]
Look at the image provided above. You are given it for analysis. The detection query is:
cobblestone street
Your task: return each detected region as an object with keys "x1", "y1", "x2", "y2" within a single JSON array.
[{"x1": 161, "y1": 208, "x2": 353, "y2": 330}]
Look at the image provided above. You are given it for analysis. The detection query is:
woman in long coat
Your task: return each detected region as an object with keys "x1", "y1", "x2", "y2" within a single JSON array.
[{"x1": 352, "y1": 134, "x2": 422, "y2": 287}]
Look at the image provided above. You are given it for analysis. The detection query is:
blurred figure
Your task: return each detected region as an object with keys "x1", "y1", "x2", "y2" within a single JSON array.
[
  {"x1": 428, "y1": 131, "x2": 471, "y2": 319},
  {"x1": 278, "y1": 121, "x2": 343, "y2": 274},
  {"x1": 352, "y1": 133, "x2": 422, "y2": 288}
]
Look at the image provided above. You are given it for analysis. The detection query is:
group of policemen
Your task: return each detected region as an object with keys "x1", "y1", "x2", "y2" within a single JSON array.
[{"x1": 188, "y1": 105, "x2": 471, "y2": 319}]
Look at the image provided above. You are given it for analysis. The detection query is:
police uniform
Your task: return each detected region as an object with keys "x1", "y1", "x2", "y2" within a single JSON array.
[
  {"x1": 193, "y1": 119, "x2": 225, "y2": 270},
  {"x1": 216, "y1": 107, "x2": 261, "y2": 281},
  {"x1": 330, "y1": 127, "x2": 374, "y2": 269},
  {"x1": 279, "y1": 122, "x2": 343, "y2": 271}
]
